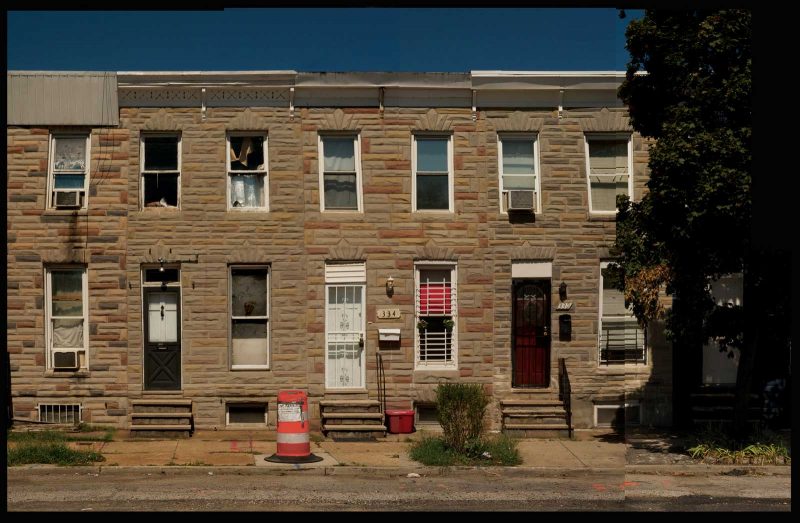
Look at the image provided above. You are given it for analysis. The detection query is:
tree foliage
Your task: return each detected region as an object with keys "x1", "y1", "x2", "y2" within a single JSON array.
[{"x1": 614, "y1": 10, "x2": 751, "y2": 348}]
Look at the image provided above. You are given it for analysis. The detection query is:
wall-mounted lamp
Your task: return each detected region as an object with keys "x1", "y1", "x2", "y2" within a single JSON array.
[
  {"x1": 385, "y1": 276, "x2": 395, "y2": 297},
  {"x1": 158, "y1": 257, "x2": 166, "y2": 272},
  {"x1": 559, "y1": 282, "x2": 568, "y2": 302}
]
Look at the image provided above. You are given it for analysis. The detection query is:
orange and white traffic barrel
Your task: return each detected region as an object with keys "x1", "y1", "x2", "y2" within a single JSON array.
[{"x1": 265, "y1": 390, "x2": 323, "y2": 464}]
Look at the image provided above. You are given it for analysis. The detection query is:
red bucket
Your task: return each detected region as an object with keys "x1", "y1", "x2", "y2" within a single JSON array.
[{"x1": 385, "y1": 409, "x2": 415, "y2": 434}]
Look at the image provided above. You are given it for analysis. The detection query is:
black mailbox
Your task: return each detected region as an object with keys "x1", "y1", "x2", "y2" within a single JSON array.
[{"x1": 559, "y1": 314, "x2": 572, "y2": 341}]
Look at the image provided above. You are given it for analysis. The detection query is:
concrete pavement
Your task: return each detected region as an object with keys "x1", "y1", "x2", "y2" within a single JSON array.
[{"x1": 41, "y1": 428, "x2": 789, "y2": 477}]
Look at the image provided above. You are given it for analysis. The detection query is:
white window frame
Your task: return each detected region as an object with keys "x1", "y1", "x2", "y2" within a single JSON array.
[
  {"x1": 45, "y1": 266, "x2": 89, "y2": 370},
  {"x1": 47, "y1": 133, "x2": 90, "y2": 210},
  {"x1": 584, "y1": 133, "x2": 633, "y2": 215},
  {"x1": 414, "y1": 262, "x2": 458, "y2": 369},
  {"x1": 318, "y1": 133, "x2": 363, "y2": 212},
  {"x1": 226, "y1": 132, "x2": 269, "y2": 211},
  {"x1": 594, "y1": 401, "x2": 640, "y2": 428},
  {"x1": 229, "y1": 265, "x2": 270, "y2": 370},
  {"x1": 412, "y1": 133, "x2": 454, "y2": 213},
  {"x1": 599, "y1": 261, "x2": 646, "y2": 366},
  {"x1": 497, "y1": 132, "x2": 541, "y2": 214},
  {"x1": 140, "y1": 132, "x2": 181, "y2": 210}
]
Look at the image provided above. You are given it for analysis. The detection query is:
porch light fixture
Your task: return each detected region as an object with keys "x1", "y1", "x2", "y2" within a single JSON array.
[
  {"x1": 559, "y1": 282, "x2": 568, "y2": 302},
  {"x1": 158, "y1": 258, "x2": 166, "y2": 272},
  {"x1": 386, "y1": 276, "x2": 395, "y2": 296}
]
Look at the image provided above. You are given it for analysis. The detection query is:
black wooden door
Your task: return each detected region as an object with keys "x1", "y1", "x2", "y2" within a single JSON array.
[
  {"x1": 144, "y1": 288, "x2": 181, "y2": 390},
  {"x1": 512, "y1": 279, "x2": 551, "y2": 387}
]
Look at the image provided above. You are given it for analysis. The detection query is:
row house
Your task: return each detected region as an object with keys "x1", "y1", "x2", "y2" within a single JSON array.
[{"x1": 6, "y1": 70, "x2": 675, "y2": 436}]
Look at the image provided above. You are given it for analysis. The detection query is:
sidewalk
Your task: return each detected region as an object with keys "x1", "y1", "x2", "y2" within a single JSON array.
[{"x1": 56, "y1": 428, "x2": 790, "y2": 477}]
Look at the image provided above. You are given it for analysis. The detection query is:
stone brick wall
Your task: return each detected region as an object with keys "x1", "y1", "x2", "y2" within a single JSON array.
[{"x1": 7, "y1": 103, "x2": 669, "y2": 430}]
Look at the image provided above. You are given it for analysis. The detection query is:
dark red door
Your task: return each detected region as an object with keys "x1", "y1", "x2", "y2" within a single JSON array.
[{"x1": 512, "y1": 279, "x2": 550, "y2": 387}]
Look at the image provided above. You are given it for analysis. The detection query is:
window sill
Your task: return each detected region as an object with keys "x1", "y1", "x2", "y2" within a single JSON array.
[
  {"x1": 588, "y1": 213, "x2": 617, "y2": 222},
  {"x1": 44, "y1": 369, "x2": 90, "y2": 378},
  {"x1": 413, "y1": 367, "x2": 459, "y2": 376},
  {"x1": 231, "y1": 366, "x2": 271, "y2": 371},
  {"x1": 227, "y1": 208, "x2": 270, "y2": 213},
  {"x1": 324, "y1": 388, "x2": 368, "y2": 394}
]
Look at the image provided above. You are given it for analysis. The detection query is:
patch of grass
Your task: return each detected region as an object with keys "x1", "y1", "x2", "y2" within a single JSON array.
[
  {"x1": 409, "y1": 434, "x2": 521, "y2": 466},
  {"x1": 686, "y1": 426, "x2": 791, "y2": 465},
  {"x1": 8, "y1": 442, "x2": 105, "y2": 466},
  {"x1": 8, "y1": 427, "x2": 114, "y2": 443}
]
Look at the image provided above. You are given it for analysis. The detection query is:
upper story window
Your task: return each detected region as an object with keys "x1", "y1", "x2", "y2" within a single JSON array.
[
  {"x1": 413, "y1": 134, "x2": 453, "y2": 212},
  {"x1": 228, "y1": 134, "x2": 268, "y2": 210},
  {"x1": 585, "y1": 134, "x2": 633, "y2": 214},
  {"x1": 48, "y1": 134, "x2": 90, "y2": 209},
  {"x1": 498, "y1": 133, "x2": 540, "y2": 213},
  {"x1": 599, "y1": 262, "x2": 646, "y2": 365},
  {"x1": 415, "y1": 263, "x2": 457, "y2": 368},
  {"x1": 319, "y1": 134, "x2": 362, "y2": 211},
  {"x1": 45, "y1": 267, "x2": 88, "y2": 371},
  {"x1": 141, "y1": 134, "x2": 180, "y2": 209}
]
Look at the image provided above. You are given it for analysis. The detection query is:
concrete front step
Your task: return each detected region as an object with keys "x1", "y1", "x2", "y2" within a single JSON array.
[
  {"x1": 322, "y1": 412, "x2": 385, "y2": 419},
  {"x1": 503, "y1": 428, "x2": 572, "y2": 439},
  {"x1": 322, "y1": 424, "x2": 387, "y2": 432},
  {"x1": 503, "y1": 416, "x2": 567, "y2": 425},
  {"x1": 130, "y1": 424, "x2": 192, "y2": 431}
]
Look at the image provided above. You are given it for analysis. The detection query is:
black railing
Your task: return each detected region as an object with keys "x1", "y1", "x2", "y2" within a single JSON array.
[
  {"x1": 376, "y1": 351, "x2": 386, "y2": 415},
  {"x1": 599, "y1": 321, "x2": 646, "y2": 365},
  {"x1": 558, "y1": 357, "x2": 573, "y2": 439}
]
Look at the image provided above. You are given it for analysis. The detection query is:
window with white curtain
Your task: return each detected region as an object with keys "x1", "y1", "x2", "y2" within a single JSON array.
[
  {"x1": 228, "y1": 134, "x2": 268, "y2": 210},
  {"x1": 46, "y1": 267, "x2": 88, "y2": 370},
  {"x1": 319, "y1": 134, "x2": 361, "y2": 211},
  {"x1": 48, "y1": 133, "x2": 90, "y2": 209},
  {"x1": 498, "y1": 133, "x2": 540, "y2": 213},
  {"x1": 585, "y1": 134, "x2": 632, "y2": 214}
]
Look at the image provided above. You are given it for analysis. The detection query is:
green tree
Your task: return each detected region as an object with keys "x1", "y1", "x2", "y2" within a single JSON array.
[{"x1": 613, "y1": 10, "x2": 781, "y2": 438}]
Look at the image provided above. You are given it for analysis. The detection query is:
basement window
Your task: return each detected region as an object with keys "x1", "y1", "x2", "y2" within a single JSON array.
[
  {"x1": 226, "y1": 403, "x2": 268, "y2": 426},
  {"x1": 594, "y1": 401, "x2": 640, "y2": 428},
  {"x1": 414, "y1": 403, "x2": 440, "y2": 426},
  {"x1": 38, "y1": 403, "x2": 82, "y2": 425}
]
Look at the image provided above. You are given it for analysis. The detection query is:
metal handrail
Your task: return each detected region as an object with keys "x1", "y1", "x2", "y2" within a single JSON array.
[
  {"x1": 558, "y1": 357, "x2": 573, "y2": 439},
  {"x1": 376, "y1": 351, "x2": 386, "y2": 415}
]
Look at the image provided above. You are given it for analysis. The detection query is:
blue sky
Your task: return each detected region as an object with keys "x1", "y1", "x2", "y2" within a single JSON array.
[{"x1": 8, "y1": 9, "x2": 642, "y2": 72}]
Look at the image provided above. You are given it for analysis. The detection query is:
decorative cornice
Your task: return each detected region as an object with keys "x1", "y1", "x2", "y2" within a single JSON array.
[
  {"x1": 318, "y1": 108, "x2": 359, "y2": 131},
  {"x1": 41, "y1": 246, "x2": 86, "y2": 264},
  {"x1": 414, "y1": 241, "x2": 458, "y2": 262},
  {"x1": 141, "y1": 109, "x2": 180, "y2": 131},
  {"x1": 326, "y1": 239, "x2": 365, "y2": 261},
  {"x1": 511, "y1": 242, "x2": 556, "y2": 261},
  {"x1": 414, "y1": 109, "x2": 454, "y2": 131},
  {"x1": 227, "y1": 242, "x2": 273, "y2": 264},
  {"x1": 226, "y1": 109, "x2": 270, "y2": 131},
  {"x1": 577, "y1": 107, "x2": 632, "y2": 132},
  {"x1": 487, "y1": 111, "x2": 544, "y2": 132}
]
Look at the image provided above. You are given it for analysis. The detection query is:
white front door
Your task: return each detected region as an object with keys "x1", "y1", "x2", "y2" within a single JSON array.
[{"x1": 326, "y1": 284, "x2": 365, "y2": 389}]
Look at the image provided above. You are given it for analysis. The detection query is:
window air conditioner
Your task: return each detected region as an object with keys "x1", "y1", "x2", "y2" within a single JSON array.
[
  {"x1": 507, "y1": 190, "x2": 536, "y2": 212},
  {"x1": 53, "y1": 190, "x2": 84, "y2": 208},
  {"x1": 52, "y1": 351, "x2": 78, "y2": 370}
]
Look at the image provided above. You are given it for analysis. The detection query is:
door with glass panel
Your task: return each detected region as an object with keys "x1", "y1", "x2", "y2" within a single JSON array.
[
  {"x1": 144, "y1": 288, "x2": 181, "y2": 390},
  {"x1": 325, "y1": 285, "x2": 365, "y2": 389}
]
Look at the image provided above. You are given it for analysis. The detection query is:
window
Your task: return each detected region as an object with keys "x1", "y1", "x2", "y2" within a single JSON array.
[
  {"x1": 599, "y1": 262, "x2": 645, "y2": 364},
  {"x1": 498, "y1": 134, "x2": 540, "y2": 213},
  {"x1": 226, "y1": 403, "x2": 267, "y2": 426},
  {"x1": 594, "y1": 402, "x2": 640, "y2": 428},
  {"x1": 48, "y1": 134, "x2": 89, "y2": 209},
  {"x1": 230, "y1": 266, "x2": 270, "y2": 369},
  {"x1": 38, "y1": 404, "x2": 81, "y2": 424},
  {"x1": 413, "y1": 135, "x2": 453, "y2": 212},
  {"x1": 45, "y1": 267, "x2": 88, "y2": 370},
  {"x1": 141, "y1": 134, "x2": 180, "y2": 208},
  {"x1": 415, "y1": 264, "x2": 457, "y2": 367},
  {"x1": 228, "y1": 134, "x2": 268, "y2": 210},
  {"x1": 585, "y1": 134, "x2": 632, "y2": 213},
  {"x1": 319, "y1": 134, "x2": 362, "y2": 211}
]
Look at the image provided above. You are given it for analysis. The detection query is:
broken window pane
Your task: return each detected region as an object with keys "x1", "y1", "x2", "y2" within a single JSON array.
[
  {"x1": 53, "y1": 137, "x2": 86, "y2": 171},
  {"x1": 231, "y1": 269, "x2": 267, "y2": 317},
  {"x1": 144, "y1": 137, "x2": 179, "y2": 171},
  {"x1": 229, "y1": 136, "x2": 265, "y2": 171},
  {"x1": 143, "y1": 173, "x2": 178, "y2": 207}
]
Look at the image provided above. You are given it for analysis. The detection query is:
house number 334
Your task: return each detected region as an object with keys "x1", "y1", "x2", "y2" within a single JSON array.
[{"x1": 377, "y1": 308, "x2": 401, "y2": 320}]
